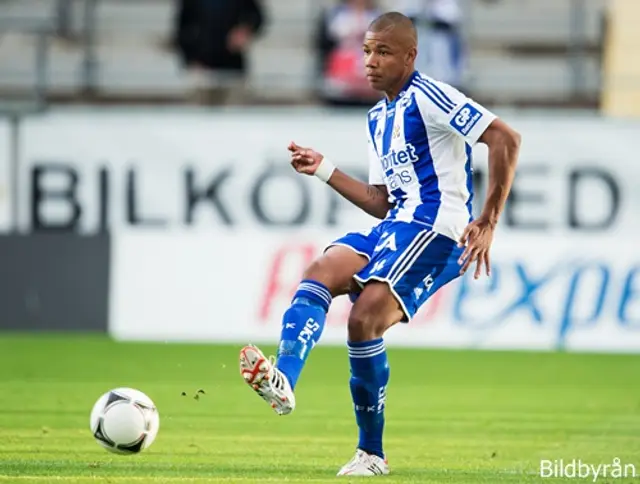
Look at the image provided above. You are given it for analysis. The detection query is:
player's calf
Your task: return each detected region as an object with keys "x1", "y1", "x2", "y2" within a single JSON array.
[
  {"x1": 238, "y1": 278, "x2": 331, "y2": 416},
  {"x1": 345, "y1": 282, "x2": 402, "y2": 464},
  {"x1": 275, "y1": 246, "x2": 368, "y2": 390},
  {"x1": 274, "y1": 279, "x2": 331, "y2": 390}
]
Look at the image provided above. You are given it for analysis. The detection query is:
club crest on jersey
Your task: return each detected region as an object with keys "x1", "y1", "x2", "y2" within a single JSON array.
[
  {"x1": 398, "y1": 92, "x2": 413, "y2": 108},
  {"x1": 392, "y1": 124, "x2": 401, "y2": 139}
]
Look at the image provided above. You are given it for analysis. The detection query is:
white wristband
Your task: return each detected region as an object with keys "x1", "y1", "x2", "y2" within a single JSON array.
[{"x1": 314, "y1": 157, "x2": 336, "y2": 183}]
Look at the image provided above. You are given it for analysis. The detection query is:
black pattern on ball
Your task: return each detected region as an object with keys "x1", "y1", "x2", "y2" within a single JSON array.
[
  {"x1": 116, "y1": 434, "x2": 147, "y2": 454},
  {"x1": 105, "y1": 391, "x2": 129, "y2": 408},
  {"x1": 93, "y1": 417, "x2": 115, "y2": 447}
]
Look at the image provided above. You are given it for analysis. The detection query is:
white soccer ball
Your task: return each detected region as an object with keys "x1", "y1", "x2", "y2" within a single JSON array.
[{"x1": 90, "y1": 387, "x2": 160, "y2": 455}]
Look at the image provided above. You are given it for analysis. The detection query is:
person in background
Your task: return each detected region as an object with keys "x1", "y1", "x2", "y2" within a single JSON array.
[
  {"x1": 173, "y1": 0, "x2": 265, "y2": 105},
  {"x1": 55, "y1": 0, "x2": 73, "y2": 40},
  {"x1": 398, "y1": 0, "x2": 465, "y2": 88},
  {"x1": 316, "y1": 0, "x2": 382, "y2": 107}
]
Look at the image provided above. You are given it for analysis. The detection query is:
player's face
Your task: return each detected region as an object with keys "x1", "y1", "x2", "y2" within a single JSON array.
[{"x1": 363, "y1": 29, "x2": 414, "y2": 94}]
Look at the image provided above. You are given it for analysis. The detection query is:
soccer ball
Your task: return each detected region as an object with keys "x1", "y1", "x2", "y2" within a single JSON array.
[{"x1": 90, "y1": 387, "x2": 160, "y2": 455}]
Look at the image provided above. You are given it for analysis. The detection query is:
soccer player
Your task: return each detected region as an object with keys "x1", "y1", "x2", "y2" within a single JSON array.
[{"x1": 239, "y1": 11, "x2": 520, "y2": 476}]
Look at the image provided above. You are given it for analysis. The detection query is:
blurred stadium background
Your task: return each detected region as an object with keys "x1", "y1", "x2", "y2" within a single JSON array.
[{"x1": 1, "y1": 1, "x2": 639, "y2": 483}]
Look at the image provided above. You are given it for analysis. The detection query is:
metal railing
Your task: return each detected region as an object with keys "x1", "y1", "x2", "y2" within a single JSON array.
[
  {"x1": 0, "y1": 0, "x2": 605, "y2": 106},
  {"x1": 0, "y1": 17, "x2": 52, "y2": 106},
  {"x1": 0, "y1": 15, "x2": 54, "y2": 233}
]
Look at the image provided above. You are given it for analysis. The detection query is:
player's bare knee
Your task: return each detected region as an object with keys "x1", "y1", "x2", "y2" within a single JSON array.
[
  {"x1": 302, "y1": 247, "x2": 368, "y2": 297},
  {"x1": 301, "y1": 258, "x2": 341, "y2": 294},
  {"x1": 348, "y1": 298, "x2": 390, "y2": 342},
  {"x1": 302, "y1": 258, "x2": 329, "y2": 283},
  {"x1": 348, "y1": 283, "x2": 403, "y2": 342},
  {"x1": 348, "y1": 308, "x2": 383, "y2": 342}
]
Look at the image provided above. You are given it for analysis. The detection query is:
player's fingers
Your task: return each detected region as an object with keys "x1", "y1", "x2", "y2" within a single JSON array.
[
  {"x1": 458, "y1": 246, "x2": 470, "y2": 266},
  {"x1": 458, "y1": 226, "x2": 471, "y2": 248},
  {"x1": 302, "y1": 149, "x2": 317, "y2": 161},
  {"x1": 292, "y1": 153, "x2": 311, "y2": 163},
  {"x1": 460, "y1": 223, "x2": 479, "y2": 248},
  {"x1": 459, "y1": 255, "x2": 472, "y2": 275},
  {"x1": 292, "y1": 150, "x2": 311, "y2": 161},
  {"x1": 297, "y1": 157, "x2": 314, "y2": 166},
  {"x1": 289, "y1": 142, "x2": 304, "y2": 154},
  {"x1": 484, "y1": 250, "x2": 491, "y2": 276},
  {"x1": 458, "y1": 238, "x2": 475, "y2": 265},
  {"x1": 474, "y1": 251, "x2": 485, "y2": 279},
  {"x1": 459, "y1": 247, "x2": 479, "y2": 275},
  {"x1": 291, "y1": 158, "x2": 312, "y2": 170}
]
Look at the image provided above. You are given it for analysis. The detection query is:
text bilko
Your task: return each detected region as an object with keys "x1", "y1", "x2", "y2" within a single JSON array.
[{"x1": 26, "y1": 161, "x2": 621, "y2": 232}]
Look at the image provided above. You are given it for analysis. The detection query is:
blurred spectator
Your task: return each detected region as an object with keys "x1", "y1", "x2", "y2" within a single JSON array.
[
  {"x1": 399, "y1": 0, "x2": 465, "y2": 87},
  {"x1": 173, "y1": 0, "x2": 265, "y2": 105},
  {"x1": 316, "y1": 0, "x2": 382, "y2": 107},
  {"x1": 56, "y1": 0, "x2": 72, "y2": 39}
]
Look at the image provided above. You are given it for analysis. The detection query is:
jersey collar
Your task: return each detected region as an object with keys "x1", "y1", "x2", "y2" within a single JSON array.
[{"x1": 386, "y1": 70, "x2": 419, "y2": 107}]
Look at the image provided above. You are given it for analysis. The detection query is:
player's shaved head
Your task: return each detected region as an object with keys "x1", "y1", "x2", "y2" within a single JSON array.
[
  {"x1": 367, "y1": 12, "x2": 417, "y2": 49},
  {"x1": 362, "y1": 12, "x2": 418, "y2": 99}
]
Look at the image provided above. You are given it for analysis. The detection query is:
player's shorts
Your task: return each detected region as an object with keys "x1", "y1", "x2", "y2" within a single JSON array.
[{"x1": 327, "y1": 220, "x2": 464, "y2": 322}]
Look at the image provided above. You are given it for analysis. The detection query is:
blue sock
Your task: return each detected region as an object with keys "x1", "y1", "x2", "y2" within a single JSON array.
[
  {"x1": 348, "y1": 338, "x2": 389, "y2": 459},
  {"x1": 275, "y1": 279, "x2": 330, "y2": 390}
]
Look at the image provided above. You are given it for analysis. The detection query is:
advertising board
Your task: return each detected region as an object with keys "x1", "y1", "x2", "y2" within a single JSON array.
[
  {"x1": 110, "y1": 230, "x2": 640, "y2": 352},
  {"x1": 0, "y1": 110, "x2": 636, "y2": 235}
]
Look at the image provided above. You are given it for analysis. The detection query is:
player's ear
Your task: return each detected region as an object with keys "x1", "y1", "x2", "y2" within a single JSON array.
[{"x1": 405, "y1": 47, "x2": 417, "y2": 66}]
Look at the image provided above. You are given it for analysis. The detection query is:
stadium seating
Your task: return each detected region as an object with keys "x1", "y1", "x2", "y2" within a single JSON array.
[{"x1": 0, "y1": 0, "x2": 606, "y2": 107}]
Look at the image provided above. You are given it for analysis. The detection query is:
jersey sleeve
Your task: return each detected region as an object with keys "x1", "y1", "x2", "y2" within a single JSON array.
[
  {"x1": 367, "y1": 125, "x2": 384, "y2": 185},
  {"x1": 414, "y1": 78, "x2": 497, "y2": 145}
]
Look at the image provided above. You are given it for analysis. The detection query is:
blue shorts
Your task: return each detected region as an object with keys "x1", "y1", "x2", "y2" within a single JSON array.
[{"x1": 327, "y1": 220, "x2": 464, "y2": 322}]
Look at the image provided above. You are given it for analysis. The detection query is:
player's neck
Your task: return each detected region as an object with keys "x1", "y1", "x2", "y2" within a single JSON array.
[{"x1": 384, "y1": 69, "x2": 416, "y2": 103}]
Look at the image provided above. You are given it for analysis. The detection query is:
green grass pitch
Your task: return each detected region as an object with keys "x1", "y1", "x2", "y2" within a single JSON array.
[{"x1": 0, "y1": 334, "x2": 639, "y2": 483}]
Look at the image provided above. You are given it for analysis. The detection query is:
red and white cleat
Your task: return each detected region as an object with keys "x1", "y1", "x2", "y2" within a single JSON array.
[{"x1": 239, "y1": 345, "x2": 296, "y2": 416}]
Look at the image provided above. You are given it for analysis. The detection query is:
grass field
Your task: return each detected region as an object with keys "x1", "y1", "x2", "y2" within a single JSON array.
[{"x1": 0, "y1": 334, "x2": 639, "y2": 484}]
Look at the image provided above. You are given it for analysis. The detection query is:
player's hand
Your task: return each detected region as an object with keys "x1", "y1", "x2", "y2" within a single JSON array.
[
  {"x1": 457, "y1": 217, "x2": 496, "y2": 279},
  {"x1": 288, "y1": 141, "x2": 324, "y2": 176}
]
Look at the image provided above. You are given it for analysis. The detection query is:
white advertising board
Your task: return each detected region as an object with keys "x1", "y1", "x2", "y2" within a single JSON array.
[
  {"x1": 0, "y1": 109, "x2": 638, "y2": 235},
  {"x1": 2, "y1": 108, "x2": 639, "y2": 351},
  {"x1": 110, "y1": 230, "x2": 640, "y2": 352}
]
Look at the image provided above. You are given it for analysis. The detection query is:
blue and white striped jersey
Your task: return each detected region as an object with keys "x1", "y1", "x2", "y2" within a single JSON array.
[{"x1": 367, "y1": 70, "x2": 496, "y2": 241}]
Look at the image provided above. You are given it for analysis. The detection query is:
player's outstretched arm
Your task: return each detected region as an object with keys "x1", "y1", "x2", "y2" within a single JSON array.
[
  {"x1": 288, "y1": 141, "x2": 392, "y2": 219},
  {"x1": 458, "y1": 118, "x2": 521, "y2": 278}
]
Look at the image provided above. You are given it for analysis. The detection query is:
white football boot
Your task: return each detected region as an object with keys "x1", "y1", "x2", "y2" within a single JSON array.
[
  {"x1": 239, "y1": 345, "x2": 296, "y2": 416},
  {"x1": 337, "y1": 449, "x2": 390, "y2": 477}
]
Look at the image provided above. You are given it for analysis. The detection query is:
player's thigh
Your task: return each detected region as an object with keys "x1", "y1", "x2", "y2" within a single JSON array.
[
  {"x1": 392, "y1": 231, "x2": 463, "y2": 319},
  {"x1": 305, "y1": 224, "x2": 384, "y2": 296},
  {"x1": 348, "y1": 281, "x2": 405, "y2": 342},
  {"x1": 351, "y1": 224, "x2": 463, "y2": 324},
  {"x1": 303, "y1": 245, "x2": 369, "y2": 297}
]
